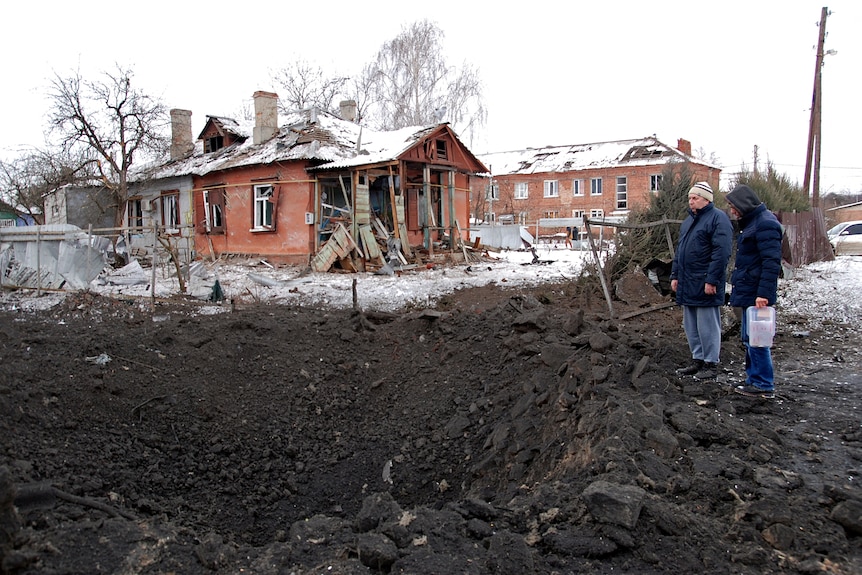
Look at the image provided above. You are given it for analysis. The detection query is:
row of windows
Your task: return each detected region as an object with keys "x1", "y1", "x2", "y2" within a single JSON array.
[
  {"x1": 484, "y1": 209, "x2": 606, "y2": 225},
  {"x1": 499, "y1": 174, "x2": 664, "y2": 206}
]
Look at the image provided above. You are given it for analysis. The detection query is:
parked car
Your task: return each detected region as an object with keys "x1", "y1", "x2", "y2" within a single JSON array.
[{"x1": 827, "y1": 220, "x2": 862, "y2": 255}]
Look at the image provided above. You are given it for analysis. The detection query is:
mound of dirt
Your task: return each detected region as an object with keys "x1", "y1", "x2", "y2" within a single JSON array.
[{"x1": 0, "y1": 282, "x2": 860, "y2": 574}]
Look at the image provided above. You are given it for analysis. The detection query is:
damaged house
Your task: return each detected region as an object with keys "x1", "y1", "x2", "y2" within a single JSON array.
[{"x1": 138, "y1": 91, "x2": 488, "y2": 272}]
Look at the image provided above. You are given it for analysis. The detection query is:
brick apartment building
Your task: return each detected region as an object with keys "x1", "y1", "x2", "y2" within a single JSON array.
[{"x1": 474, "y1": 137, "x2": 720, "y2": 234}]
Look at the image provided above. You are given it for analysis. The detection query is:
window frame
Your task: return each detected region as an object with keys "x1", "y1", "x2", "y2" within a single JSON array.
[
  {"x1": 572, "y1": 179, "x2": 583, "y2": 197},
  {"x1": 514, "y1": 182, "x2": 529, "y2": 200},
  {"x1": 616, "y1": 176, "x2": 628, "y2": 210},
  {"x1": 203, "y1": 188, "x2": 225, "y2": 234},
  {"x1": 252, "y1": 183, "x2": 278, "y2": 231},
  {"x1": 650, "y1": 174, "x2": 663, "y2": 193},
  {"x1": 487, "y1": 183, "x2": 500, "y2": 201},
  {"x1": 590, "y1": 178, "x2": 603, "y2": 196},
  {"x1": 543, "y1": 180, "x2": 559, "y2": 198},
  {"x1": 127, "y1": 198, "x2": 144, "y2": 229},
  {"x1": 160, "y1": 190, "x2": 181, "y2": 233}
]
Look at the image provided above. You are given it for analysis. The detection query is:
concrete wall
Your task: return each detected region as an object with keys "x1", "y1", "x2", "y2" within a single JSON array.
[{"x1": 44, "y1": 186, "x2": 116, "y2": 230}]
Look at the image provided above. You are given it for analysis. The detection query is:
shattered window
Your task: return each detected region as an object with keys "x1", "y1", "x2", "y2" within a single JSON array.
[
  {"x1": 128, "y1": 198, "x2": 144, "y2": 229},
  {"x1": 254, "y1": 184, "x2": 275, "y2": 229},
  {"x1": 205, "y1": 135, "x2": 224, "y2": 153},
  {"x1": 203, "y1": 188, "x2": 225, "y2": 234},
  {"x1": 161, "y1": 191, "x2": 180, "y2": 232}
]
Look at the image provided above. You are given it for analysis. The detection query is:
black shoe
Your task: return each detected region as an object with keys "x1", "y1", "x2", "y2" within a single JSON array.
[
  {"x1": 693, "y1": 362, "x2": 719, "y2": 380},
  {"x1": 733, "y1": 384, "x2": 775, "y2": 399},
  {"x1": 676, "y1": 360, "x2": 704, "y2": 376}
]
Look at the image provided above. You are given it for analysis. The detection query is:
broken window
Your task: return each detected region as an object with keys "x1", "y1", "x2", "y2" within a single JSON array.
[
  {"x1": 203, "y1": 188, "x2": 225, "y2": 234},
  {"x1": 128, "y1": 198, "x2": 144, "y2": 229},
  {"x1": 205, "y1": 135, "x2": 224, "y2": 153},
  {"x1": 161, "y1": 191, "x2": 180, "y2": 233},
  {"x1": 435, "y1": 139, "x2": 448, "y2": 160},
  {"x1": 253, "y1": 184, "x2": 277, "y2": 230}
]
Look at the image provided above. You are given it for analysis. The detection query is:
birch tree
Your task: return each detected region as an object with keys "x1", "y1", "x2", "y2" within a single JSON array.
[{"x1": 362, "y1": 20, "x2": 486, "y2": 143}]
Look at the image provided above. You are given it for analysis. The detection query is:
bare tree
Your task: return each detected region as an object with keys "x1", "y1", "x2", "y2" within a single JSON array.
[
  {"x1": 361, "y1": 20, "x2": 486, "y2": 142},
  {"x1": 47, "y1": 65, "x2": 169, "y2": 230},
  {"x1": 271, "y1": 59, "x2": 350, "y2": 114},
  {"x1": 0, "y1": 148, "x2": 96, "y2": 224}
]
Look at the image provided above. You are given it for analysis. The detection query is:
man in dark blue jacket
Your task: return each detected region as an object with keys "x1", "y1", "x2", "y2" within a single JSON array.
[
  {"x1": 726, "y1": 184, "x2": 783, "y2": 398},
  {"x1": 670, "y1": 182, "x2": 733, "y2": 380}
]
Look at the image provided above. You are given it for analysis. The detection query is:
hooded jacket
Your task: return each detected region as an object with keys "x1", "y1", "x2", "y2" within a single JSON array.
[
  {"x1": 726, "y1": 185, "x2": 783, "y2": 307},
  {"x1": 670, "y1": 201, "x2": 733, "y2": 306}
]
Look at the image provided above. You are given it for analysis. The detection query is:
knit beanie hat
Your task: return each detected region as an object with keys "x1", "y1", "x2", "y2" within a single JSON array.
[
  {"x1": 725, "y1": 184, "x2": 762, "y2": 215},
  {"x1": 689, "y1": 181, "x2": 714, "y2": 202}
]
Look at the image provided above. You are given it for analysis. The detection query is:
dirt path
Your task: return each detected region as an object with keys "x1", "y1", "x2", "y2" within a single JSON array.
[{"x1": 1, "y1": 284, "x2": 860, "y2": 574}]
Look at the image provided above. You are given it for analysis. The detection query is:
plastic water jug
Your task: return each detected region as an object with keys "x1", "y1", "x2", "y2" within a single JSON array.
[{"x1": 747, "y1": 306, "x2": 776, "y2": 348}]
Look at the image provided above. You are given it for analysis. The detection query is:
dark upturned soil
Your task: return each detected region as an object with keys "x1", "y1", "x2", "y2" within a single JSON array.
[{"x1": 0, "y1": 279, "x2": 860, "y2": 574}]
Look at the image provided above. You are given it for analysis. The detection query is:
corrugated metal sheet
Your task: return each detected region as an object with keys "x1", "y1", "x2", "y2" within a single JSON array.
[{"x1": 777, "y1": 208, "x2": 834, "y2": 266}]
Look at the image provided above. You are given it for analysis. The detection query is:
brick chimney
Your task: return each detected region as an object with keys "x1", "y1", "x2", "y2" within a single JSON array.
[
  {"x1": 339, "y1": 100, "x2": 357, "y2": 122},
  {"x1": 677, "y1": 138, "x2": 692, "y2": 156},
  {"x1": 253, "y1": 91, "x2": 279, "y2": 145},
  {"x1": 169, "y1": 109, "x2": 194, "y2": 160}
]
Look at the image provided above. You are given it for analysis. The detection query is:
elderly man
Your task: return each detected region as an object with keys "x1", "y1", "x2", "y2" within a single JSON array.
[{"x1": 670, "y1": 181, "x2": 733, "y2": 381}]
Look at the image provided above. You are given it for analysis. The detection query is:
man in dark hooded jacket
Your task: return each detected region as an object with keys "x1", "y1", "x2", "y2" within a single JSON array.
[
  {"x1": 670, "y1": 182, "x2": 733, "y2": 380},
  {"x1": 725, "y1": 184, "x2": 783, "y2": 398}
]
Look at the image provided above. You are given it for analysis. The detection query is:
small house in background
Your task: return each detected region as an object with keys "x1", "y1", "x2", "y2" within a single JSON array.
[
  {"x1": 1, "y1": 199, "x2": 36, "y2": 227},
  {"x1": 826, "y1": 200, "x2": 862, "y2": 226},
  {"x1": 474, "y1": 137, "x2": 720, "y2": 239},
  {"x1": 141, "y1": 91, "x2": 487, "y2": 271}
]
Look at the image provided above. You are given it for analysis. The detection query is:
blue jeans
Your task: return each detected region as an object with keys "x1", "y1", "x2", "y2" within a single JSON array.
[
  {"x1": 741, "y1": 306, "x2": 775, "y2": 390},
  {"x1": 681, "y1": 305, "x2": 722, "y2": 364}
]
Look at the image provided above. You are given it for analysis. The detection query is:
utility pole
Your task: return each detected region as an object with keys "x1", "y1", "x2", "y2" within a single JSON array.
[
  {"x1": 753, "y1": 145, "x2": 759, "y2": 175},
  {"x1": 803, "y1": 7, "x2": 830, "y2": 207}
]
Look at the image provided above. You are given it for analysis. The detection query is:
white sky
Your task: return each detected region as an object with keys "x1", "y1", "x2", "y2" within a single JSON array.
[{"x1": 2, "y1": 1, "x2": 860, "y2": 194}]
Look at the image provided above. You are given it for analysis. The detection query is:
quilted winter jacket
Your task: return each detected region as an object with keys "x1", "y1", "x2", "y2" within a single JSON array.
[
  {"x1": 670, "y1": 202, "x2": 733, "y2": 306},
  {"x1": 729, "y1": 203, "x2": 783, "y2": 307}
]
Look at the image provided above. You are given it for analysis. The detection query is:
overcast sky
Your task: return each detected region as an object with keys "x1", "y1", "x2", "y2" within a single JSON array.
[{"x1": 2, "y1": 1, "x2": 859, "y2": 194}]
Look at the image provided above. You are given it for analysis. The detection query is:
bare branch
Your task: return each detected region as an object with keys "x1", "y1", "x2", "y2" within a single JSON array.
[{"x1": 46, "y1": 64, "x2": 169, "y2": 228}]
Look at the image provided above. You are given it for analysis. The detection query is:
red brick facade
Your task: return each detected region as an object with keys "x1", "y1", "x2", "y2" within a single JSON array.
[{"x1": 489, "y1": 163, "x2": 720, "y2": 224}]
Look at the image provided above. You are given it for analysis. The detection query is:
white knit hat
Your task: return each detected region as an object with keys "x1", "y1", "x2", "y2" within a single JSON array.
[{"x1": 689, "y1": 181, "x2": 714, "y2": 202}]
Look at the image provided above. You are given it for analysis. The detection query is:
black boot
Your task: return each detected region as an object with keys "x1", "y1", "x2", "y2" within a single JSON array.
[
  {"x1": 676, "y1": 359, "x2": 704, "y2": 376},
  {"x1": 693, "y1": 362, "x2": 719, "y2": 380}
]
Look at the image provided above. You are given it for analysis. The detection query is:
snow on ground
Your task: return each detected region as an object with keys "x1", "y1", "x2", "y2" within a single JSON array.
[
  {"x1": 1, "y1": 247, "x2": 861, "y2": 330},
  {"x1": 777, "y1": 255, "x2": 862, "y2": 328}
]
